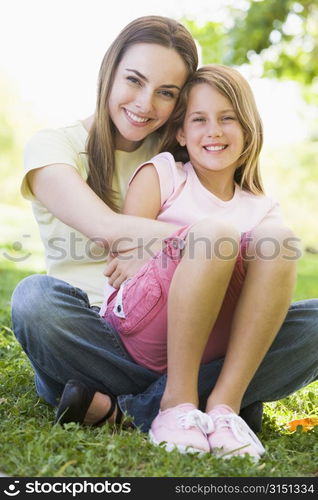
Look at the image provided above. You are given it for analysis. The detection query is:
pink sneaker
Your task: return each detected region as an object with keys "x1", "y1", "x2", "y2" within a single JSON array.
[
  {"x1": 149, "y1": 403, "x2": 213, "y2": 454},
  {"x1": 207, "y1": 404, "x2": 265, "y2": 461}
]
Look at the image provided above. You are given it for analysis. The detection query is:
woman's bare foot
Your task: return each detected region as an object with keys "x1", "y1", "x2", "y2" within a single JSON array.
[{"x1": 83, "y1": 391, "x2": 119, "y2": 425}]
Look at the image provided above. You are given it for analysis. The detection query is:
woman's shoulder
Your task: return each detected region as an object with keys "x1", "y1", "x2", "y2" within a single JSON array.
[
  {"x1": 24, "y1": 121, "x2": 89, "y2": 177},
  {"x1": 26, "y1": 121, "x2": 87, "y2": 150}
]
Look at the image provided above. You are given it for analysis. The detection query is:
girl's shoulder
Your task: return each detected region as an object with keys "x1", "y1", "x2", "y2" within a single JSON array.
[
  {"x1": 129, "y1": 152, "x2": 187, "y2": 208},
  {"x1": 238, "y1": 186, "x2": 278, "y2": 205},
  {"x1": 150, "y1": 151, "x2": 187, "y2": 172},
  {"x1": 149, "y1": 152, "x2": 188, "y2": 182},
  {"x1": 238, "y1": 187, "x2": 282, "y2": 220}
]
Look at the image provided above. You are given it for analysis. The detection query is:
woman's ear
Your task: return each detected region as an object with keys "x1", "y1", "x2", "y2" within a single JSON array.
[{"x1": 176, "y1": 128, "x2": 186, "y2": 147}]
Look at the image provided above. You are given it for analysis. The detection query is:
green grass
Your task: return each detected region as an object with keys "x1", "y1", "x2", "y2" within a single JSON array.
[{"x1": 0, "y1": 255, "x2": 317, "y2": 477}]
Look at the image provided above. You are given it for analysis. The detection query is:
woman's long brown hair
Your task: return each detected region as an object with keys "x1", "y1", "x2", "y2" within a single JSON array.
[{"x1": 86, "y1": 16, "x2": 198, "y2": 211}]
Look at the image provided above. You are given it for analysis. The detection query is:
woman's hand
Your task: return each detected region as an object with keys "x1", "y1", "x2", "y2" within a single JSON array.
[{"x1": 104, "y1": 241, "x2": 162, "y2": 288}]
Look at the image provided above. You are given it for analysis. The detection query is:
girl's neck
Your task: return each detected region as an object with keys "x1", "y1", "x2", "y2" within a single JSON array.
[{"x1": 194, "y1": 167, "x2": 235, "y2": 201}]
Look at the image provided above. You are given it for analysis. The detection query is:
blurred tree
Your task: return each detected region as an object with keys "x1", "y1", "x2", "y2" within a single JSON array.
[
  {"x1": 184, "y1": 0, "x2": 318, "y2": 85},
  {"x1": 229, "y1": 0, "x2": 317, "y2": 85},
  {"x1": 0, "y1": 77, "x2": 37, "y2": 205}
]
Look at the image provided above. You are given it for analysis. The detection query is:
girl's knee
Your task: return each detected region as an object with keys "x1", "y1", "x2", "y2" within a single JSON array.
[
  {"x1": 248, "y1": 223, "x2": 300, "y2": 261},
  {"x1": 190, "y1": 217, "x2": 239, "y2": 241},
  {"x1": 187, "y1": 218, "x2": 240, "y2": 260}
]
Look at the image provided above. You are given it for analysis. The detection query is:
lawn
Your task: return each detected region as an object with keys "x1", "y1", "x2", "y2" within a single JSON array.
[{"x1": 0, "y1": 252, "x2": 317, "y2": 478}]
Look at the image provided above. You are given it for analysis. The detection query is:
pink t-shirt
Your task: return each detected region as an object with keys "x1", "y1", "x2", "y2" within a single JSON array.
[{"x1": 133, "y1": 152, "x2": 283, "y2": 231}]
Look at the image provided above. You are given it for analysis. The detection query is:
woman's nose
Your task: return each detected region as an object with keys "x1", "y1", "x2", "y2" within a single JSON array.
[{"x1": 135, "y1": 89, "x2": 153, "y2": 113}]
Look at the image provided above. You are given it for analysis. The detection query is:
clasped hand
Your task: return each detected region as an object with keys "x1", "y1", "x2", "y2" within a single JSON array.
[{"x1": 104, "y1": 244, "x2": 159, "y2": 289}]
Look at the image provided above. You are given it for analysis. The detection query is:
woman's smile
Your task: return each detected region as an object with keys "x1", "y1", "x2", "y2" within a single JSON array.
[
  {"x1": 124, "y1": 108, "x2": 152, "y2": 126},
  {"x1": 108, "y1": 43, "x2": 188, "y2": 151}
]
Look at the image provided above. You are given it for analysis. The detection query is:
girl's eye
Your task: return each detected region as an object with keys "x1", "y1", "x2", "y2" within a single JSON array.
[
  {"x1": 222, "y1": 116, "x2": 235, "y2": 121},
  {"x1": 192, "y1": 117, "x2": 205, "y2": 122}
]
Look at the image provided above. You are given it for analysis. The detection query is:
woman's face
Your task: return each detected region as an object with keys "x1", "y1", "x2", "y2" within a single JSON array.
[{"x1": 108, "y1": 43, "x2": 188, "y2": 151}]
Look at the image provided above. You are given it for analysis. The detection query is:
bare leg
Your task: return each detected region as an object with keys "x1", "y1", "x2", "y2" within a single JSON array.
[
  {"x1": 83, "y1": 392, "x2": 119, "y2": 425},
  {"x1": 206, "y1": 223, "x2": 298, "y2": 413},
  {"x1": 161, "y1": 217, "x2": 240, "y2": 410},
  {"x1": 87, "y1": 224, "x2": 297, "y2": 427}
]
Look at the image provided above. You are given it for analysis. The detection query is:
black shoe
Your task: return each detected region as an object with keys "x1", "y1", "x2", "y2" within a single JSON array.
[
  {"x1": 239, "y1": 401, "x2": 263, "y2": 433},
  {"x1": 55, "y1": 379, "x2": 122, "y2": 426}
]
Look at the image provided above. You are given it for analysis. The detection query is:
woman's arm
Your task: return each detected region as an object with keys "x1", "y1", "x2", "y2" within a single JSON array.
[{"x1": 28, "y1": 163, "x2": 177, "y2": 253}]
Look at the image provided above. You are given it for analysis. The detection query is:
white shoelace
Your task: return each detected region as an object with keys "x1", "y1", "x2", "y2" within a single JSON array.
[
  {"x1": 177, "y1": 409, "x2": 214, "y2": 436},
  {"x1": 212, "y1": 413, "x2": 265, "y2": 455}
]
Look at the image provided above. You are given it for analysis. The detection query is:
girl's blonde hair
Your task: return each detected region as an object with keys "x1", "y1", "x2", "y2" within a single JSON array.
[
  {"x1": 163, "y1": 64, "x2": 264, "y2": 195},
  {"x1": 86, "y1": 16, "x2": 198, "y2": 211}
]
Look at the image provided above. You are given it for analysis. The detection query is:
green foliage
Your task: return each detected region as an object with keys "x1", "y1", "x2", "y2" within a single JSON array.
[
  {"x1": 0, "y1": 81, "x2": 22, "y2": 205},
  {"x1": 0, "y1": 77, "x2": 41, "y2": 206},
  {"x1": 261, "y1": 141, "x2": 318, "y2": 246},
  {"x1": 184, "y1": 0, "x2": 318, "y2": 87},
  {"x1": 230, "y1": 0, "x2": 318, "y2": 85},
  {"x1": 182, "y1": 19, "x2": 229, "y2": 65}
]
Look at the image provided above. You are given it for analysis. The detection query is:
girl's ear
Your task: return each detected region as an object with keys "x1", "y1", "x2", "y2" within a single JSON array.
[{"x1": 176, "y1": 128, "x2": 186, "y2": 147}]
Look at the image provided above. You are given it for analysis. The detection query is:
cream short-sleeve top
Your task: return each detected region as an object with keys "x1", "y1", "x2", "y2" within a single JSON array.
[{"x1": 22, "y1": 121, "x2": 159, "y2": 306}]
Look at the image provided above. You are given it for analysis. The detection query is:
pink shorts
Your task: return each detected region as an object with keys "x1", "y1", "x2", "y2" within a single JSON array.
[{"x1": 102, "y1": 225, "x2": 248, "y2": 373}]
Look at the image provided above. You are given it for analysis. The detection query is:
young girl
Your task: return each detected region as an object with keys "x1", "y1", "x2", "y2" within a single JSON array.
[{"x1": 100, "y1": 65, "x2": 298, "y2": 460}]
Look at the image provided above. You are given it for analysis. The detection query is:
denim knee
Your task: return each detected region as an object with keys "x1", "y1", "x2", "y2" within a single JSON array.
[
  {"x1": 11, "y1": 274, "x2": 67, "y2": 346},
  {"x1": 12, "y1": 274, "x2": 53, "y2": 320}
]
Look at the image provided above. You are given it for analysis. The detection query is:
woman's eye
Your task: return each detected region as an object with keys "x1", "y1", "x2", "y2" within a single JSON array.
[
  {"x1": 193, "y1": 117, "x2": 205, "y2": 122},
  {"x1": 127, "y1": 76, "x2": 141, "y2": 86},
  {"x1": 222, "y1": 116, "x2": 235, "y2": 121},
  {"x1": 158, "y1": 89, "x2": 175, "y2": 99}
]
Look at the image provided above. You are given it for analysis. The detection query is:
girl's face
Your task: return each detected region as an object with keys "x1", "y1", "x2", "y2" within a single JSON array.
[
  {"x1": 177, "y1": 83, "x2": 244, "y2": 178},
  {"x1": 109, "y1": 43, "x2": 188, "y2": 151}
]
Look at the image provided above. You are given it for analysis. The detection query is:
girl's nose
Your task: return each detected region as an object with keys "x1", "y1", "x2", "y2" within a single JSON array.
[{"x1": 207, "y1": 121, "x2": 223, "y2": 138}]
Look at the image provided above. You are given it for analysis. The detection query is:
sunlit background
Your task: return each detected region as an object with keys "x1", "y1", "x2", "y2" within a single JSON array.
[{"x1": 1, "y1": 0, "x2": 317, "y2": 273}]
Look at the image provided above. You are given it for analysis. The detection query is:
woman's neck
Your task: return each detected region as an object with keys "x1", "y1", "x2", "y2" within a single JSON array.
[
  {"x1": 81, "y1": 114, "x2": 143, "y2": 152},
  {"x1": 114, "y1": 133, "x2": 143, "y2": 152}
]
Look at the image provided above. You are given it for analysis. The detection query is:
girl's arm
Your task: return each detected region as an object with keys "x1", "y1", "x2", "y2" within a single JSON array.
[
  {"x1": 122, "y1": 163, "x2": 161, "y2": 219},
  {"x1": 28, "y1": 163, "x2": 177, "y2": 252},
  {"x1": 105, "y1": 163, "x2": 169, "y2": 288}
]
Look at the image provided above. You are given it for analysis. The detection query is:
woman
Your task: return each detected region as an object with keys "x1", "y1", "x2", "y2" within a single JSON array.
[{"x1": 11, "y1": 16, "x2": 318, "y2": 434}]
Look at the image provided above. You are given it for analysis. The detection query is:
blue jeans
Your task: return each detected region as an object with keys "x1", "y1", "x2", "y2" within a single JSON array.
[{"x1": 11, "y1": 275, "x2": 318, "y2": 432}]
